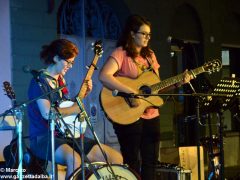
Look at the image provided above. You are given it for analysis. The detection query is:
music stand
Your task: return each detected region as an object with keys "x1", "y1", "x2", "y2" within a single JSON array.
[{"x1": 200, "y1": 76, "x2": 240, "y2": 180}]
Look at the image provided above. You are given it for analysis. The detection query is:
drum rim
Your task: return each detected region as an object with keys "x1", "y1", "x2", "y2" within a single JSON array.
[{"x1": 68, "y1": 163, "x2": 141, "y2": 180}]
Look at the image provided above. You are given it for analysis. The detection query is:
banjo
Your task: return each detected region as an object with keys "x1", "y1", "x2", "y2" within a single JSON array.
[{"x1": 56, "y1": 40, "x2": 103, "y2": 138}]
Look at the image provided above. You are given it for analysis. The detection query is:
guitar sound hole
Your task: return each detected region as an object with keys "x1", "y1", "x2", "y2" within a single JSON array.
[{"x1": 139, "y1": 85, "x2": 151, "y2": 97}]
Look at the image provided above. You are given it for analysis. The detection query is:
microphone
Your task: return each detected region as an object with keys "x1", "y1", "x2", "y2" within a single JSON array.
[
  {"x1": 22, "y1": 65, "x2": 42, "y2": 78},
  {"x1": 112, "y1": 90, "x2": 136, "y2": 98},
  {"x1": 167, "y1": 36, "x2": 185, "y2": 47}
]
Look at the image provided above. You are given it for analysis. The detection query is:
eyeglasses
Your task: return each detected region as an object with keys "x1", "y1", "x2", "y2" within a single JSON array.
[
  {"x1": 136, "y1": 31, "x2": 151, "y2": 39},
  {"x1": 62, "y1": 59, "x2": 74, "y2": 66}
]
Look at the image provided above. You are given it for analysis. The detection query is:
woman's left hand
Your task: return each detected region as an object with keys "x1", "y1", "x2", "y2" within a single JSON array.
[
  {"x1": 182, "y1": 69, "x2": 193, "y2": 84},
  {"x1": 84, "y1": 79, "x2": 93, "y2": 97}
]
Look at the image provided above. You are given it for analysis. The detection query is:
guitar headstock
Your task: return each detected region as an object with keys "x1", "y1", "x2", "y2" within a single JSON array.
[
  {"x1": 93, "y1": 40, "x2": 103, "y2": 57},
  {"x1": 203, "y1": 59, "x2": 222, "y2": 74},
  {"x1": 3, "y1": 81, "x2": 16, "y2": 101}
]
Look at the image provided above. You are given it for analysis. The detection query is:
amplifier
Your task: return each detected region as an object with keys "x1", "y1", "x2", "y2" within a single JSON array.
[{"x1": 155, "y1": 168, "x2": 192, "y2": 180}]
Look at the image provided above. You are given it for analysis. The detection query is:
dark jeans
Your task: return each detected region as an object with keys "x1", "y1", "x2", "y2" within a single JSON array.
[{"x1": 113, "y1": 116, "x2": 160, "y2": 180}]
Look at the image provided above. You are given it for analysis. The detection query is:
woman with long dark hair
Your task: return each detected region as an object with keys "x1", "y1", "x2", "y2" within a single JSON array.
[{"x1": 99, "y1": 15, "x2": 192, "y2": 179}]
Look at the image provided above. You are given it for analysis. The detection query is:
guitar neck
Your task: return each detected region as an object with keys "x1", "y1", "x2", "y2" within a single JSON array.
[
  {"x1": 152, "y1": 66, "x2": 205, "y2": 91},
  {"x1": 77, "y1": 54, "x2": 99, "y2": 99}
]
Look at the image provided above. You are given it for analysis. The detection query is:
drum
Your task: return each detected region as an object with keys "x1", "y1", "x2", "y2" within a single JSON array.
[{"x1": 69, "y1": 163, "x2": 140, "y2": 180}]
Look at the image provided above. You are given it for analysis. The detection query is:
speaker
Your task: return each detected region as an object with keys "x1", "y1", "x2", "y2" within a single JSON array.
[
  {"x1": 179, "y1": 146, "x2": 204, "y2": 180},
  {"x1": 155, "y1": 168, "x2": 192, "y2": 180},
  {"x1": 159, "y1": 146, "x2": 204, "y2": 180}
]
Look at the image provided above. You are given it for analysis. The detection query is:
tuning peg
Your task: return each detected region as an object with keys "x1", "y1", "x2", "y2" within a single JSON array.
[
  {"x1": 86, "y1": 65, "x2": 98, "y2": 70},
  {"x1": 99, "y1": 51, "x2": 104, "y2": 57}
]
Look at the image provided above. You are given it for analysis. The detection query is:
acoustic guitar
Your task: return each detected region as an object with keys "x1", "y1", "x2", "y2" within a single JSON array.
[{"x1": 100, "y1": 59, "x2": 222, "y2": 125}]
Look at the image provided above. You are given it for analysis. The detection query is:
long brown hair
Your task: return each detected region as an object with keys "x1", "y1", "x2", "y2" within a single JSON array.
[{"x1": 117, "y1": 15, "x2": 152, "y2": 58}]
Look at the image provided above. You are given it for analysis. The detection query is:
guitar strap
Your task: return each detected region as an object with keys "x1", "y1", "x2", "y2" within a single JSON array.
[
  {"x1": 146, "y1": 57, "x2": 154, "y2": 72},
  {"x1": 58, "y1": 75, "x2": 69, "y2": 95},
  {"x1": 133, "y1": 56, "x2": 156, "y2": 76},
  {"x1": 41, "y1": 70, "x2": 70, "y2": 101}
]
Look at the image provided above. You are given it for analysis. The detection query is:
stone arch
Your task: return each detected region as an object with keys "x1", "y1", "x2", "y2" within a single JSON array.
[
  {"x1": 57, "y1": 0, "x2": 129, "y2": 40},
  {"x1": 170, "y1": 3, "x2": 203, "y2": 42},
  {"x1": 222, "y1": 12, "x2": 240, "y2": 45}
]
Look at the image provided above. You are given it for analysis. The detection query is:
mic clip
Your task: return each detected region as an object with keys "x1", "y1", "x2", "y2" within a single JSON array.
[
  {"x1": 32, "y1": 70, "x2": 41, "y2": 80},
  {"x1": 112, "y1": 90, "x2": 138, "y2": 98},
  {"x1": 126, "y1": 93, "x2": 137, "y2": 98},
  {"x1": 124, "y1": 97, "x2": 136, "y2": 108}
]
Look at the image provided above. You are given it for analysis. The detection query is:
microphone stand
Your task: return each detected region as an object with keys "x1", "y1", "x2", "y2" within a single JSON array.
[
  {"x1": 188, "y1": 82, "x2": 202, "y2": 180},
  {"x1": 52, "y1": 105, "x2": 101, "y2": 180},
  {"x1": 49, "y1": 106, "x2": 56, "y2": 180},
  {"x1": 0, "y1": 87, "x2": 67, "y2": 119},
  {"x1": 32, "y1": 92, "x2": 100, "y2": 178},
  {"x1": 30, "y1": 75, "x2": 100, "y2": 179},
  {"x1": 0, "y1": 85, "x2": 101, "y2": 179},
  {"x1": 75, "y1": 97, "x2": 118, "y2": 180},
  {"x1": 30, "y1": 74, "x2": 95, "y2": 179},
  {"x1": 0, "y1": 85, "x2": 66, "y2": 180},
  {"x1": 15, "y1": 108, "x2": 24, "y2": 180},
  {"x1": 32, "y1": 75, "x2": 59, "y2": 180},
  {"x1": 80, "y1": 121, "x2": 85, "y2": 180},
  {"x1": 130, "y1": 91, "x2": 227, "y2": 180}
]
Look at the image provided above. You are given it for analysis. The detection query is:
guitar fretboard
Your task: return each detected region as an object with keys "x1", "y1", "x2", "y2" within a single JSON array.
[
  {"x1": 151, "y1": 66, "x2": 205, "y2": 92},
  {"x1": 78, "y1": 54, "x2": 100, "y2": 99},
  {"x1": 77, "y1": 40, "x2": 102, "y2": 99}
]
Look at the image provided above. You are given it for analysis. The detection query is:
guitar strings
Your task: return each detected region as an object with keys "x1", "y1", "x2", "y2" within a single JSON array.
[{"x1": 138, "y1": 97, "x2": 159, "y2": 107}]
